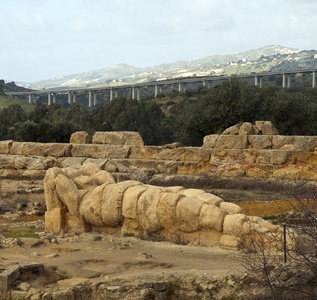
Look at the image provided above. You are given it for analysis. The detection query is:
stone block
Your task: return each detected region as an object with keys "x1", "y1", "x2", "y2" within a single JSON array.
[
  {"x1": 0, "y1": 140, "x2": 13, "y2": 154},
  {"x1": 15, "y1": 156, "x2": 45, "y2": 170},
  {"x1": 44, "y1": 143, "x2": 72, "y2": 157},
  {"x1": 70, "y1": 131, "x2": 92, "y2": 144},
  {"x1": 202, "y1": 134, "x2": 219, "y2": 148},
  {"x1": 0, "y1": 155, "x2": 15, "y2": 169},
  {"x1": 22, "y1": 142, "x2": 46, "y2": 156},
  {"x1": 0, "y1": 264, "x2": 20, "y2": 294},
  {"x1": 45, "y1": 208, "x2": 66, "y2": 233},
  {"x1": 71, "y1": 144, "x2": 131, "y2": 159},
  {"x1": 129, "y1": 146, "x2": 161, "y2": 159},
  {"x1": 215, "y1": 135, "x2": 249, "y2": 149},
  {"x1": 220, "y1": 234, "x2": 240, "y2": 249},
  {"x1": 60, "y1": 157, "x2": 86, "y2": 168},
  {"x1": 92, "y1": 131, "x2": 144, "y2": 145},
  {"x1": 10, "y1": 142, "x2": 23, "y2": 155},
  {"x1": 175, "y1": 197, "x2": 205, "y2": 232},
  {"x1": 223, "y1": 214, "x2": 249, "y2": 235},
  {"x1": 220, "y1": 202, "x2": 243, "y2": 215},
  {"x1": 156, "y1": 147, "x2": 211, "y2": 162},
  {"x1": 255, "y1": 121, "x2": 279, "y2": 135},
  {"x1": 269, "y1": 150, "x2": 292, "y2": 165},
  {"x1": 248, "y1": 135, "x2": 272, "y2": 149}
]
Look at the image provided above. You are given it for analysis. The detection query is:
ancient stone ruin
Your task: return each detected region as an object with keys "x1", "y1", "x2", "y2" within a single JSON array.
[{"x1": 44, "y1": 163, "x2": 278, "y2": 249}]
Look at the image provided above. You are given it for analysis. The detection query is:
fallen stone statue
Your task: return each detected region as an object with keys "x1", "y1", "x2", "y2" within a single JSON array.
[{"x1": 44, "y1": 163, "x2": 279, "y2": 249}]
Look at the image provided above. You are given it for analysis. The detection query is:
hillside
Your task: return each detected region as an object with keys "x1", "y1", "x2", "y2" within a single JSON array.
[
  {"x1": 18, "y1": 45, "x2": 316, "y2": 90},
  {"x1": 0, "y1": 87, "x2": 33, "y2": 112}
]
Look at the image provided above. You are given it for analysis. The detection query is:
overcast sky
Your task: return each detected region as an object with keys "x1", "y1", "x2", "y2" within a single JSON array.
[{"x1": 1, "y1": 0, "x2": 317, "y2": 82}]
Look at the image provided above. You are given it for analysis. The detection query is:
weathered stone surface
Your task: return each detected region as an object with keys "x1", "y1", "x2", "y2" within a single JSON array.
[
  {"x1": 223, "y1": 214, "x2": 249, "y2": 235},
  {"x1": 44, "y1": 165, "x2": 279, "y2": 248},
  {"x1": 248, "y1": 135, "x2": 272, "y2": 149},
  {"x1": 202, "y1": 134, "x2": 219, "y2": 148},
  {"x1": 137, "y1": 187, "x2": 163, "y2": 232},
  {"x1": 73, "y1": 175, "x2": 98, "y2": 191},
  {"x1": 220, "y1": 234, "x2": 240, "y2": 249},
  {"x1": 157, "y1": 192, "x2": 184, "y2": 233},
  {"x1": 15, "y1": 156, "x2": 45, "y2": 170},
  {"x1": 215, "y1": 135, "x2": 249, "y2": 149},
  {"x1": 55, "y1": 174, "x2": 82, "y2": 216},
  {"x1": 21, "y1": 142, "x2": 46, "y2": 156},
  {"x1": 71, "y1": 144, "x2": 131, "y2": 159},
  {"x1": 81, "y1": 163, "x2": 101, "y2": 176},
  {"x1": 0, "y1": 155, "x2": 15, "y2": 169},
  {"x1": 157, "y1": 147, "x2": 211, "y2": 162},
  {"x1": 179, "y1": 188, "x2": 205, "y2": 198},
  {"x1": 199, "y1": 204, "x2": 226, "y2": 232},
  {"x1": 70, "y1": 131, "x2": 92, "y2": 144},
  {"x1": 83, "y1": 158, "x2": 108, "y2": 169},
  {"x1": 80, "y1": 185, "x2": 107, "y2": 227},
  {"x1": 60, "y1": 157, "x2": 86, "y2": 168},
  {"x1": 122, "y1": 185, "x2": 149, "y2": 219},
  {"x1": 44, "y1": 143, "x2": 72, "y2": 157},
  {"x1": 222, "y1": 125, "x2": 239, "y2": 135},
  {"x1": 65, "y1": 213, "x2": 90, "y2": 233},
  {"x1": 45, "y1": 208, "x2": 66, "y2": 233},
  {"x1": 238, "y1": 122, "x2": 254, "y2": 135},
  {"x1": 255, "y1": 121, "x2": 279, "y2": 135},
  {"x1": 44, "y1": 167, "x2": 64, "y2": 211},
  {"x1": 196, "y1": 193, "x2": 223, "y2": 206},
  {"x1": 269, "y1": 150, "x2": 291, "y2": 165},
  {"x1": 101, "y1": 181, "x2": 141, "y2": 227},
  {"x1": 93, "y1": 170, "x2": 115, "y2": 185},
  {"x1": 175, "y1": 197, "x2": 205, "y2": 232},
  {"x1": 129, "y1": 146, "x2": 161, "y2": 159},
  {"x1": 9, "y1": 142, "x2": 23, "y2": 155},
  {"x1": 219, "y1": 202, "x2": 243, "y2": 215},
  {"x1": 0, "y1": 140, "x2": 13, "y2": 154},
  {"x1": 92, "y1": 131, "x2": 144, "y2": 146}
]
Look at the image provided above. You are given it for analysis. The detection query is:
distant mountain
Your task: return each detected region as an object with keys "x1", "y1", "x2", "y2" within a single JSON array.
[{"x1": 18, "y1": 45, "x2": 317, "y2": 90}]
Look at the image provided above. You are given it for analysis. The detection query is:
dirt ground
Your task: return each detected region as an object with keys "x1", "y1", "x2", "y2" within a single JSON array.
[
  {"x1": 0, "y1": 213, "x2": 246, "y2": 295},
  {"x1": 0, "y1": 198, "x2": 295, "y2": 287}
]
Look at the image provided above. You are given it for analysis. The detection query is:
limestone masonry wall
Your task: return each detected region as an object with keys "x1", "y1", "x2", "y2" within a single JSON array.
[{"x1": 1, "y1": 132, "x2": 317, "y2": 182}]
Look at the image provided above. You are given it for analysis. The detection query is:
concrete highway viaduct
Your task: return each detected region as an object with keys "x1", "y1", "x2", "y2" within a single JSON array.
[{"x1": 6, "y1": 68, "x2": 317, "y2": 107}]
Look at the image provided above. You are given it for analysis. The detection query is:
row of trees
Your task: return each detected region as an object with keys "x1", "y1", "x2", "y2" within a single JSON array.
[{"x1": 2, "y1": 77, "x2": 317, "y2": 145}]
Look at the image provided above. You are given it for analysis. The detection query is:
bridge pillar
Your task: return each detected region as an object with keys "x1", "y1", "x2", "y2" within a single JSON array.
[
  {"x1": 203, "y1": 80, "x2": 211, "y2": 88},
  {"x1": 73, "y1": 93, "x2": 77, "y2": 103},
  {"x1": 282, "y1": 74, "x2": 286, "y2": 88},
  {"x1": 88, "y1": 91, "x2": 93, "y2": 107},
  {"x1": 136, "y1": 89, "x2": 141, "y2": 101},
  {"x1": 155, "y1": 84, "x2": 158, "y2": 98},
  {"x1": 93, "y1": 92, "x2": 97, "y2": 106},
  {"x1": 28, "y1": 94, "x2": 32, "y2": 104},
  {"x1": 254, "y1": 76, "x2": 258, "y2": 86},
  {"x1": 68, "y1": 92, "x2": 72, "y2": 104},
  {"x1": 114, "y1": 90, "x2": 118, "y2": 98},
  {"x1": 287, "y1": 75, "x2": 291, "y2": 88},
  {"x1": 48, "y1": 93, "x2": 51, "y2": 105},
  {"x1": 52, "y1": 93, "x2": 56, "y2": 104},
  {"x1": 313, "y1": 71, "x2": 316, "y2": 88},
  {"x1": 132, "y1": 87, "x2": 135, "y2": 99},
  {"x1": 110, "y1": 88, "x2": 113, "y2": 101},
  {"x1": 178, "y1": 82, "x2": 186, "y2": 92},
  {"x1": 259, "y1": 77, "x2": 263, "y2": 88}
]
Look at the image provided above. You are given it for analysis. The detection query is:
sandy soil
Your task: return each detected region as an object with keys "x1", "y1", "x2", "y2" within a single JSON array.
[{"x1": 0, "y1": 214, "x2": 244, "y2": 290}]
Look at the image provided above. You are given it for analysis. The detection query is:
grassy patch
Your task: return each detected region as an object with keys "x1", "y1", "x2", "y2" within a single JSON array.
[
  {"x1": 2, "y1": 230, "x2": 40, "y2": 239},
  {"x1": 262, "y1": 215, "x2": 286, "y2": 225}
]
